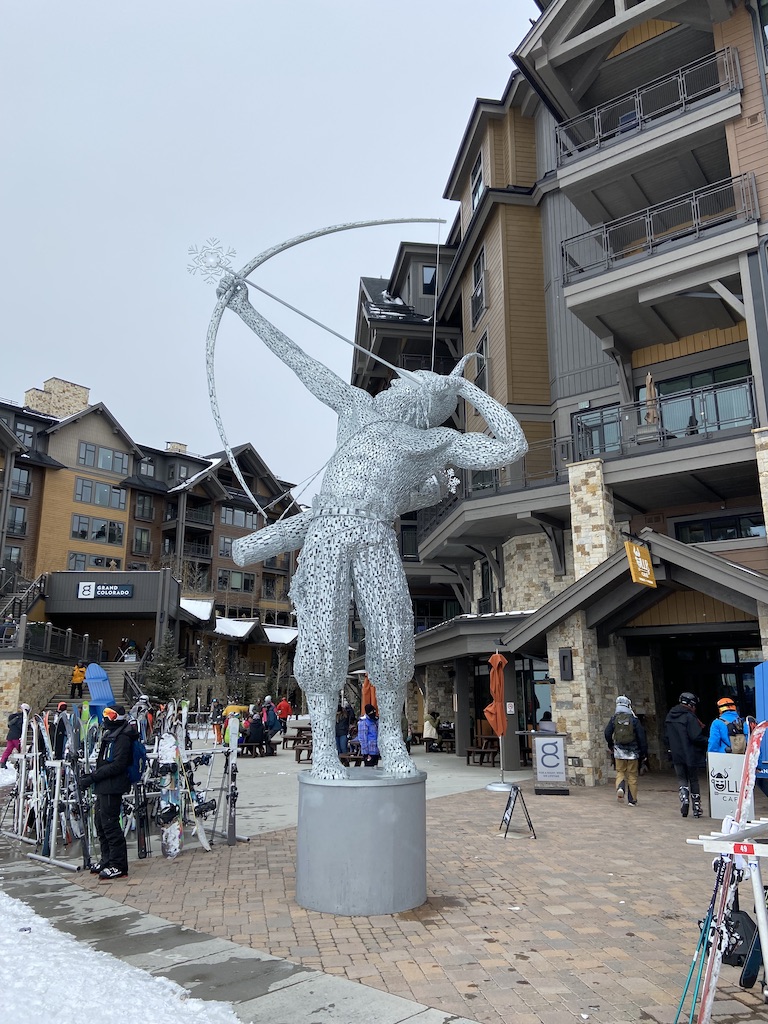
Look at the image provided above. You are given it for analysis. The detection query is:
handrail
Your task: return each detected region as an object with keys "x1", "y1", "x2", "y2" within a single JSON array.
[
  {"x1": 0, "y1": 572, "x2": 47, "y2": 621},
  {"x1": 556, "y1": 48, "x2": 740, "y2": 164},
  {"x1": 562, "y1": 173, "x2": 758, "y2": 283}
]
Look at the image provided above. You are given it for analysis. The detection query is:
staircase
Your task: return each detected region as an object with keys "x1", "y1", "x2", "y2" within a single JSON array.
[{"x1": 0, "y1": 573, "x2": 47, "y2": 621}]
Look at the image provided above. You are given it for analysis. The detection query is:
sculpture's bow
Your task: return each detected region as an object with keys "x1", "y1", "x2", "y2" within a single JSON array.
[{"x1": 206, "y1": 218, "x2": 444, "y2": 514}]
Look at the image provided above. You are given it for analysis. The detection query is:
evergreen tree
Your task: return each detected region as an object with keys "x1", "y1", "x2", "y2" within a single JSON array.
[{"x1": 144, "y1": 629, "x2": 185, "y2": 703}]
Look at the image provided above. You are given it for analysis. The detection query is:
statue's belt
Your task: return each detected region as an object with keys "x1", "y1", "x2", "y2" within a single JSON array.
[{"x1": 312, "y1": 501, "x2": 393, "y2": 526}]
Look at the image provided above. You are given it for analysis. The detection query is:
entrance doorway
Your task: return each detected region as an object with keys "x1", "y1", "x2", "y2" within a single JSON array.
[{"x1": 660, "y1": 633, "x2": 762, "y2": 722}]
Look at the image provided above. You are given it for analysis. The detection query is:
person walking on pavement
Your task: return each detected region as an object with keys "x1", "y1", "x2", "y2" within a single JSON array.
[
  {"x1": 0, "y1": 703, "x2": 29, "y2": 768},
  {"x1": 664, "y1": 691, "x2": 708, "y2": 817},
  {"x1": 708, "y1": 695, "x2": 749, "y2": 754},
  {"x1": 275, "y1": 695, "x2": 292, "y2": 734},
  {"x1": 358, "y1": 704, "x2": 380, "y2": 767},
  {"x1": 605, "y1": 695, "x2": 648, "y2": 807},
  {"x1": 79, "y1": 705, "x2": 134, "y2": 879}
]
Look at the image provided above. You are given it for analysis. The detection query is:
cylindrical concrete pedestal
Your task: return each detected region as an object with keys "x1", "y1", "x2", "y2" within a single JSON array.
[{"x1": 296, "y1": 768, "x2": 427, "y2": 916}]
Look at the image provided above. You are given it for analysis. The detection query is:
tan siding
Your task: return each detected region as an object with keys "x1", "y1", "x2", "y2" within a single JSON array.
[
  {"x1": 629, "y1": 590, "x2": 755, "y2": 628},
  {"x1": 631, "y1": 322, "x2": 748, "y2": 369},
  {"x1": 46, "y1": 414, "x2": 134, "y2": 475},
  {"x1": 510, "y1": 110, "x2": 537, "y2": 187},
  {"x1": 502, "y1": 206, "x2": 549, "y2": 405},
  {"x1": 716, "y1": 8, "x2": 768, "y2": 218},
  {"x1": 715, "y1": 545, "x2": 768, "y2": 575},
  {"x1": 608, "y1": 19, "x2": 678, "y2": 59}
]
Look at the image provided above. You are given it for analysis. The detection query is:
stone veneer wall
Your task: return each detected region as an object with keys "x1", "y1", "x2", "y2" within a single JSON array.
[
  {"x1": 568, "y1": 458, "x2": 621, "y2": 580},
  {"x1": 502, "y1": 533, "x2": 574, "y2": 610},
  {"x1": 0, "y1": 657, "x2": 70, "y2": 716},
  {"x1": 24, "y1": 377, "x2": 90, "y2": 419},
  {"x1": 421, "y1": 663, "x2": 456, "y2": 725}
]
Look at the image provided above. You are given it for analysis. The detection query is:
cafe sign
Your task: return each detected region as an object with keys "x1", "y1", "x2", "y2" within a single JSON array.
[{"x1": 624, "y1": 541, "x2": 656, "y2": 589}]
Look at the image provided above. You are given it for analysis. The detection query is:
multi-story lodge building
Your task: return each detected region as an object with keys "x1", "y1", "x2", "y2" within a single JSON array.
[
  {"x1": 352, "y1": 0, "x2": 768, "y2": 783},
  {"x1": 0, "y1": 376, "x2": 297, "y2": 674}
]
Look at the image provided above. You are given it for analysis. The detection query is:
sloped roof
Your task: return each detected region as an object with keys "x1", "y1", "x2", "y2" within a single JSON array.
[
  {"x1": 179, "y1": 598, "x2": 215, "y2": 623},
  {"x1": 360, "y1": 277, "x2": 433, "y2": 326},
  {"x1": 263, "y1": 625, "x2": 298, "y2": 645},
  {"x1": 501, "y1": 528, "x2": 768, "y2": 656},
  {"x1": 43, "y1": 402, "x2": 144, "y2": 456}
]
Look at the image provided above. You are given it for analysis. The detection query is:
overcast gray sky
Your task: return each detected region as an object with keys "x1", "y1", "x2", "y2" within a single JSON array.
[{"x1": 2, "y1": 0, "x2": 539, "y2": 504}]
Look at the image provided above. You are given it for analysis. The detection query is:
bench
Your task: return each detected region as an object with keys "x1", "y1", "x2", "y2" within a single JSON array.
[
  {"x1": 339, "y1": 752, "x2": 364, "y2": 767},
  {"x1": 466, "y1": 740, "x2": 499, "y2": 767},
  {"x1": 240, "y1": 740, "x2": 267, "y2": 757},
  {"x1": 295, "y1": 742, "x2": 313, "y2": 763}
]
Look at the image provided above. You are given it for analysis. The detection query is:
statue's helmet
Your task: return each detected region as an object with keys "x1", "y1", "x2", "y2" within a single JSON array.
[{"x1": 374, "y1": 354, "x2": 478, "y2": 427}]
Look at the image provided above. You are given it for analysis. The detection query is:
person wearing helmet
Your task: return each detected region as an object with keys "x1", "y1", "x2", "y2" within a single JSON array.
[
  {"x1": 708, "y1": 695, "x2": 749, "y2": 754},
  {"x1": 664, "y1": 692, "x2": 708, "y2": 817},
  {"x1": 605, "y1": 695, "x2": 648, "y2": 806}
]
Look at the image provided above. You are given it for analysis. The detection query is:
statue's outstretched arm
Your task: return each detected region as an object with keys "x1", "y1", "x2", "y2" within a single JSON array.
[
  {"x1": 232, "y1": 510, "x2": 312, "y2": 567},
  {"x1": 219, "y1": 278, "x2": 352, "y2": 414},
  {"x1": 449, "y1": 379, "x2": 528, "y2": 469}
]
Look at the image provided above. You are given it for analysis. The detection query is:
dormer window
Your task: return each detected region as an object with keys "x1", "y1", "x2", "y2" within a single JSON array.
[
  {"x1": 138, "y1": 457, "x2": 155, "y2": 478},
  {"x1": 471, "y1": 152, "x2": 484, "y2": 210},
  {"x1": 422, "y1": 265, "x2": 436, "y2": 297}
]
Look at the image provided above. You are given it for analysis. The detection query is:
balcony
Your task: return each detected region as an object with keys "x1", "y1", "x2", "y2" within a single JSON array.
[
  {"x1": 7, "y1": 522, "x2": 27, "y2": 537},
  {"x1": 556, "y1": 49, "x2": 741, "y2": 166},
  {"x1": 10, "y1": 481, "x2": 31, "y2": 497},
  {"x1": 416, "y1": 378, "x2": 759, "y2": 547},
  {"x1": 183, "y1": 542, "x2": 212, "y2": 560},
  {"x1": 132, "y1": 541, "x2": 152, "y2": 556},
  {"x1": 563, "y1": 174, "x2": 758, "y2": 285},
  {"x1": 186, "y1": 506, "x2": 213, "y2": 526},
  {"x1": 134, "y1": 505, "x2": 154, "y2": 522}
]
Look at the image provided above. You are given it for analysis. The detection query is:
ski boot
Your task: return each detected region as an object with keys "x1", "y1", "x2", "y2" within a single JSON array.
[
  {"x1": 679, "y1": 786, "x2": 690, "y2": 817},
  {"x1": 692, "y1": 793, "x2": 703, "y2": 818}
]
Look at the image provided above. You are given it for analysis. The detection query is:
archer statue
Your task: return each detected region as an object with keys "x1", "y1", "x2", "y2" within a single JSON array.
[{"x1": 217, "y1": 273, "x2": 528, "y2": 780}]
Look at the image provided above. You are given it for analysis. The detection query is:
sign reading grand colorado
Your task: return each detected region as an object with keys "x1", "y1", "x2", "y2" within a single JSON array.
[{"x1": 77, "y1": 581, "x2": 134, "y2": 600}]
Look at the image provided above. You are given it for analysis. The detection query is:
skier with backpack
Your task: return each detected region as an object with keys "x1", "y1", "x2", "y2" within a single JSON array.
[
  {"x1": 708, "y1": 695, "x2": 749, "y2": 755},
  {"x1": 664, "y1": 691, "x2": 708, "y2": 817},
  {"x1": 605, "y1": 695, "x2": 648, "y2": 807}
]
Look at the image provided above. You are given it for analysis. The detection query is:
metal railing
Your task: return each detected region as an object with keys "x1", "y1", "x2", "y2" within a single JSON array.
[
  {"x1": 556, "y1": 48, "x2": 741, "y2": 164},
  {"x1": 132, "y1": 541, "x2": 152, "y2": 555},
  {"x1": 7, "y1": 522, "x2": 27, "y2": 536},
  {"x1": 0, "y1": 614, "x2": 102, "y2": 662},
  {"x1": 186, "y1": 507, "x2": 213, "y2": 525},
  {"x1": 10, "y1": 481, "x2": 32, "y2": 497},
  {"x1": 183, "y1": 542, "x2": 212, "y2": 558},
  {"x1": 0, "y1": 573, "x2": 46, "y2": 621},
  {"x1": 562, "y1": 173, "x2": 758, "y2": 283},
  {"x1": 416, "y1": 377, "x2": 757, "y2": 543}
]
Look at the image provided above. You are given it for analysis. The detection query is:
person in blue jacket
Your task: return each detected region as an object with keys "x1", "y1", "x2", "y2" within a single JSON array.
[{"x1": 708, "y1": 696, "x2": 749, "y2": 753}]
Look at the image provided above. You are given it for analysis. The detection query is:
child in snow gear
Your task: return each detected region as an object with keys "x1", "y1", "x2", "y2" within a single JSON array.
[
  {"x1": 708, "y1": 696, "x2": 749, "y2": 755},
  {"x1": 664, "y1": 692, "x2": 707, "y2": 817},
  {"x1": 79, "y1": 705, "x2": 133, "y2": 879},
  {"x1": 0, "y1": 703, "x2": 28, "y2": 767},
  {"x1": 605, "y1": 695, "x2": 648, "y2": 806}
]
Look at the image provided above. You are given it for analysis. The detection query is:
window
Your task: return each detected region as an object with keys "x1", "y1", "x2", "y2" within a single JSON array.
[
  {"x1": 471, "y1": 250, "x2": 486, "y2": 327},
  {"x1": 475, "y1": 333, "x2": 488, "y2": 392},
  {"x1": 178, "y1": 465, "x2": 189, "y2": 480},
  {"x1": 422, "y1": 265, "x2": 436, "y2": 296},
  {"x1": 262, "y1": 576, "x2": 280, "y2": 599},
  {"x1": 760, "y1": 0, "x2": 768, "y2": 57},
  {"x1": 68, "y1": 552, "x2": 86, "y2": 571},
  {"x1": 135, "y1": 494, "x2": 154, "y2": 521},
  {"x1": 636, "y1": 361, "x2": 753, "y2": 435},
  {"x1": 87, "y1": 554, "x2": 121, "y2": 569},
  {"x1": 675, "y1": 513, "x2": 766, "y2": 544},
  {"x1": 69, "y1": 514, "x2": 124, "y2": 545},
  {"x1": 7, "y1": 506, "x2": 26, "y2": 536},
  {"x1": 71, "y1": 515, "x2": 90, "y2": 540},
  {"x1": 573, "y1": 405, "x2": 622, "y2": 459},
  {"x1": 4, "y1": 545, "x2": 22, "y2": 568},
  {"x1": 133, "y1": 528, "x2": 151, "y2": 555},
  {"x1": 217, "y1": 569, "x2": 254, "y2": 591},
  {"x1": 78, "y1": 442, "x2": 129, "y2": 475},
  {"x1": 220, "y1": 506, "x2": 257, "y2": 529},
  {"x1": 15, "y1": 422, "x2": 34, "y2": 446},
  {"x1": 400, "y1": 524, "x2": 418, "y2": 560},
  {"x1": 10, "y1": 467, "x2": 31, "y2": 497},
  {"x1": 75, "y1": 477, "x2": 126, "y2": 509},
  {"x1": 470, "y1": 152, "x2": 484, "y2": 210},
  {"x1": 219, "y1": 536, "x2": 233, "y2": 557},
  {"x1": 138, "y1": 458, "x2": 155, "y2": 478}
]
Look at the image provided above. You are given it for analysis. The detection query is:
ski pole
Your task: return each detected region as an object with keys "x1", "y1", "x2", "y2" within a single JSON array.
[{"x1": 674, "y1": 859, "x2": 726, "y2": 1024}]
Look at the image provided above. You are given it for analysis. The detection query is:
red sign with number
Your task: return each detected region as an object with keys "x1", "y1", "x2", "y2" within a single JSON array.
[{"x1": 733, "y1": 843, "x2": 755, "y2": 855}]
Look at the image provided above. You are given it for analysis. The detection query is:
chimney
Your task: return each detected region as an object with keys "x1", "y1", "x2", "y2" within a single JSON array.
[
  {"x1": 24, "y1": 377, "x2": 90, "y2": 419},
  {"x1": 166, "y1": 441, "x2": 187, "y2": 454}
]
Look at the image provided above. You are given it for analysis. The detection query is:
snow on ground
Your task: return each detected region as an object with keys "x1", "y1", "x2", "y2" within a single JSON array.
[
  {"x1": 0, "y1": 765, "x2": 17, "y2": 787},
  {"x1": 0, "y1": 887, "x2": 242, "y2": 1024}
]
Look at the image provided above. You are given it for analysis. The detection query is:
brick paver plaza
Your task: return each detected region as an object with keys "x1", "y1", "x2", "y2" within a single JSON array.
[{"x1": 50, "y1": 770, "x2": 768, "y2": 1023}]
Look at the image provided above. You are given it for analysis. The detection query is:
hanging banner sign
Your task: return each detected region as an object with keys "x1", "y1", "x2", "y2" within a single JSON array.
[{"x1": 624, "y1": 541, "x2": 656, "y2": 588}]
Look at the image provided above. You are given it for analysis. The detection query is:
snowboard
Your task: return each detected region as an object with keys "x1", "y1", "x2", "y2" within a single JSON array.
[{"x1": 157, "y1": 731, "x2": 183, "y2": 859}]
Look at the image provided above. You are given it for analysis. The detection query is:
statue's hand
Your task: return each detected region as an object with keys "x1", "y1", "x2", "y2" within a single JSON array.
[{"x1": 216, "y1": 272, "x2": 249, "y2": 306}]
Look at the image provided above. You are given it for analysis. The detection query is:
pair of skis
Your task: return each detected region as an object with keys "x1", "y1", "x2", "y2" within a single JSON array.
[{"x1": 676, "y1": 720, "x2": 768, "y2": 1022}]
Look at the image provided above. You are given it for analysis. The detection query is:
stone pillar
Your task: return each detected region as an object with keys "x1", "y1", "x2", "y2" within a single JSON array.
[
  {"x1": 753, "y1": 429, "x2": 768, "y2": 530},
  {"x1": 454, "y1": 657, "x2": 472, "y2": 757},
  {"x1": 568, "y1": 458, "x2": 620, "y2": 580}
]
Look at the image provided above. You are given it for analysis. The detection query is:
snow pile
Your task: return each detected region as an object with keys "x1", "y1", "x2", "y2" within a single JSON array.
[
  {"x1": 0, "y1": 765, "x2": 16, "y2": 788},
  {"x1": 0, "y1": 889, "x2": 242, "y2": 1023}
]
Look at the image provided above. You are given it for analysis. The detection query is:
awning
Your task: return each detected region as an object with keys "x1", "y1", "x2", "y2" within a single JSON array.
[{"x1": 179, "y1": 598, "x2": 215, "y2": 623}]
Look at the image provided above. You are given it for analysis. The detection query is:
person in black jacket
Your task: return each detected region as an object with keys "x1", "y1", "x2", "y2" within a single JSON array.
[
  {"x1": 664, "y1": 691, "x2": 708, "y2": 818},
  {"x1": 0, "y1": 703, "x2": 29, "y2": 768},
  {"x1": 80, "y1": 705, "x2": 134, "y2": 879},
  {"x1": 605, "y1": 695, "x2": 648, "y2": 806}
]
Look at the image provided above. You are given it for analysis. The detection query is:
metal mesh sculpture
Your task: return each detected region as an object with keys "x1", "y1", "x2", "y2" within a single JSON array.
[{"x1": 218, "y1": 275, "x2": 528, "y2": 780}]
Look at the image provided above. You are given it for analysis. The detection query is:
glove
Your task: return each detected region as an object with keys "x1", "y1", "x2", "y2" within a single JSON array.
[{"x1": 79, "y1": 773, "x2": 93, "y2": 789}]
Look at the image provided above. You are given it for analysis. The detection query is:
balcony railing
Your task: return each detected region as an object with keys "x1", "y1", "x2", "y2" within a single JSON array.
[
  {"x1": 10, "y1": 481, "x2": 31, "y2": 497},
  {"x1": 416, "y1": 377, "x2": 757, "y2": 543},
  {"x1": 562, "y1": 173, "x2": 758, "y2": 283},
  {"x1": 556, "y1": 48, "x2": 741, "y2": 165},
  {"x1": 134, "y1": 505, "x2": 154, "y2": 522},
  {"x1": 183, "y1": 542, "x2": 211, "y2": 559},
  {"x1": 132, "y1": 541, "x2": 152, "y2": 556},
  {"x1": 7, "y1": 522, "x2": 27, "y2": 537},
  {"x1": 186, "y1": 507, "x2": 213, "y2": 525}
]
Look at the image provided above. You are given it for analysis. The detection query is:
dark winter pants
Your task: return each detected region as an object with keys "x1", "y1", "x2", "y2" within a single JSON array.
[
  {"x1": 95, "y1": 793, "x2": 128, "y2": 872},
  {"x1": 70, "y1": 683, "x2": 83, "y2": 699},
  {"x1": 673, "y1": 763, "x2": 701, "y2": 797}
]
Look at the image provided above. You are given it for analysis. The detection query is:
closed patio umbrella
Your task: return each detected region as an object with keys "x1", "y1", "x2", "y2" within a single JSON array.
[
  {"x1": 644, "y1": 371, "x2": 659, "y2": 425},
  {"x1": 485, "y1": 652, "x2": 511, "y2": 791},
  {"x1": 361, "y1": 675, "x2": 378, "y2": 714}
]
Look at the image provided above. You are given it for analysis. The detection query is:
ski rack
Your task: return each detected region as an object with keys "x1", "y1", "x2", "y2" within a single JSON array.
[
  {"x1": 688, "y1": 818, "x2": 768, "y2": 1005},
  {"x1": 26, "y1": 759, "x2": 81, "y2": 872}
]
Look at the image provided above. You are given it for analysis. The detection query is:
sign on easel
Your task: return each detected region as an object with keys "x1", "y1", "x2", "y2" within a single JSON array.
[{"x1": 499, "y1": 785, "x2": 536, "y2": 839}]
